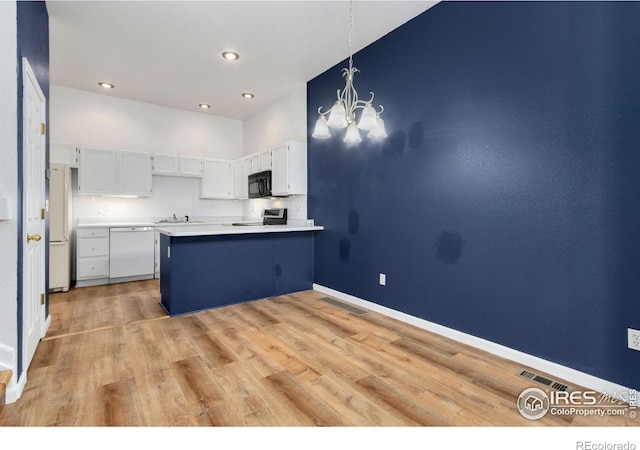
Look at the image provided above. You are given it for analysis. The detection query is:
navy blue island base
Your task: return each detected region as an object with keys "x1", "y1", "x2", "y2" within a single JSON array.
[{"x1": 159, "y1": 230, "x2": 317, "y2": 316}]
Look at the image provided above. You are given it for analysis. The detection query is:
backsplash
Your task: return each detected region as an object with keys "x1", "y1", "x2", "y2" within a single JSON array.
[{"x1": 69, "y1": 169, "x2": 307, "y2": 225}]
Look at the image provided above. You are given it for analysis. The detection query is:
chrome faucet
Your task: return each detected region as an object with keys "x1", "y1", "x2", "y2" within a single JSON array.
[{"x1": 172, "y1": 213, "x2": 177, "y2": 222}]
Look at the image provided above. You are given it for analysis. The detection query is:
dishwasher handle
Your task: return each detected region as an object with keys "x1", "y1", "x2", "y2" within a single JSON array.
[{"x1": 110, "y1": 227, "x2": 155, "y2": 232}]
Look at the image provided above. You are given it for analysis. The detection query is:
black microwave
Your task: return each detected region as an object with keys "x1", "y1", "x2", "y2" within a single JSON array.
[{"x1": 248, "y1": 170, "x2": 272, "y2": 198}]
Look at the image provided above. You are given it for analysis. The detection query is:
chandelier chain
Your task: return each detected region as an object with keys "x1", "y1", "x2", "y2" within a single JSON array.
[{"x1": 348, "y1": 0, "x2": 354, "y2": 66}]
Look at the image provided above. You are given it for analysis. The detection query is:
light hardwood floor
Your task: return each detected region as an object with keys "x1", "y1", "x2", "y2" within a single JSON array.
[{"x1": 0, "y1": 280, "x2": 636, "y2": 426}]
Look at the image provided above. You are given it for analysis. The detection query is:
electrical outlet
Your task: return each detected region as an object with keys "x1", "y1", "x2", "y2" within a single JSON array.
[
  {"x1": 628, "y1": 328, "x2": 640, "y2": 351},
  {"x1": 379, "y1": 273, "x2": 386, "y2": 286}
]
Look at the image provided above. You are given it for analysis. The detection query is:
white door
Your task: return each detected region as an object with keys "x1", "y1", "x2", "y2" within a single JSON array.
[{"x1": 22, "y1": 57, "x2": 47, "y2": 369}]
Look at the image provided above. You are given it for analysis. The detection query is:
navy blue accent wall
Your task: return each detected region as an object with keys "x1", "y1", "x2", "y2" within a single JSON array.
[
  {"x1": 16, "y1": 1, "x2": 49, "y2": 375},
  {"x1": 308, "y1": 2, "x2": 640, "y2": 389}
]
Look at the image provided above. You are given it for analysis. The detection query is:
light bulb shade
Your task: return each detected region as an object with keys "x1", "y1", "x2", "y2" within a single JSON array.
[
  {"x1": 327, "y1": 101, "x2": 348, "y2": 128},
  {"x1": 312, "y1": 116, "x2": 331, "y2": 139},
  {"x1": 357, "y1": 104, "x2": 378, "y2": 130},
  {"x1": 344, "y1": 123, "x2": 362, "y2": 143},
  {"x1": 368, "y1": 116, "x2": 387, "y2": 139}
]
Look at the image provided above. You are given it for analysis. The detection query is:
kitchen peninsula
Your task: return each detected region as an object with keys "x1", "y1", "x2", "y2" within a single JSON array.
[{"x1": 157, "y1": 221, "x2": 323, "y2": 315}]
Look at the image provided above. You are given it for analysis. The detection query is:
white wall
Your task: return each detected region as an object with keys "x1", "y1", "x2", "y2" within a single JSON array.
[
  {"x1": 242, "y1": 82, "x2": 307, "y2": 155},
  {"x1": 0, "y1": 1, "x2": 18, "y2": 376},
  {"x1": 50, "y1": 85, "x2": 245, "y2": 222},
  {"x1": 51, "y1": 85, "x2": 243, "y2": 158},
  {"x1": 241, "y1": 82, "x2": 308, "y2": 220}
]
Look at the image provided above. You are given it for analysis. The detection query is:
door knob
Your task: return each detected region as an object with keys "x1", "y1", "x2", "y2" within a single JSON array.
[{"x1": 27, "y1": 233, "x2": 42, "y2": 242}]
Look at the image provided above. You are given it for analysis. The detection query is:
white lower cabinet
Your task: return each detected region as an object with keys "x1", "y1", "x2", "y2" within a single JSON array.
[
  {"x1": 76, "y1": 227, "x2": 109, "y2": 286},
  {"x1": 154, "y1": 229, "x2": 160, "y2": 278}
]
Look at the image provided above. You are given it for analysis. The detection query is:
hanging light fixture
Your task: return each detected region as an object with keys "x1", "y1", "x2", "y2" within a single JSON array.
[{"x1": 312, "y1": 1, "x2": 387, "y2": 142}]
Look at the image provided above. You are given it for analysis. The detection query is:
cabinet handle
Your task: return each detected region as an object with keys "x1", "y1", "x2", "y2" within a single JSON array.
[{"x1": 27, "y1": 234, "x2": 42, "y2": 242}]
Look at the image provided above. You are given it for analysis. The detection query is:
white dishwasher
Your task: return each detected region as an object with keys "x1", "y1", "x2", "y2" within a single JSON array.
[{"x1": 109, "y1": 227, "x2": 155, "y2": 280}]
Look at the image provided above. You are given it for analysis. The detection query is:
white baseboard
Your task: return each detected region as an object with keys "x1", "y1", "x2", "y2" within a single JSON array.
[
  {"x1": 313, "y1": 284, "x2": 635, "y2": 395},
  {"x1": 6, "y1": 371, "x2": 26, "y2": 404},
  {"x1": 0, "y1": 343, "x2": 14, "y2": 371},
  {"x1": 0, "y1": 343, "x2": 22, "y2": 404},
  {"x1": 0, "y1": 312, "x2": 50, "y2": 405}
]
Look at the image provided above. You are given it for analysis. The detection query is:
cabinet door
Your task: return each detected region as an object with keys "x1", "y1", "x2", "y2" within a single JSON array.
[
  {"x1": 261, "y1": 150, "x2": 272, "y2": 171},
  {"x1": 271, "y1": 141, "x2": 307, "y2": 196},
  {"x1": 201, "y1": 159, "x2": 234, "y2": 199},
  {"x1": 271, "y1": 144, "x2": 289, "y2": 195},
  {"x1": 250, "y1": 154, "x2": 261, "y2": 174},
  {"x1": 234, "y1": 157, "x2": 251, "y2": 199},
  {"x1": 178, "y1": 156, "x2": 202, "y2": 177},
  {"x1": 50, "y1": 142, "x2": 78, "y2": 167},
  {"x1": 119, "y1": 150, "x2": 152, "y2": 196},
  {"x1": 234, "y1": 160, "x2": 243, "y2": 199},
  {"x1": 153, "y1": 154, "x2": 178, "y2": 175},
  {"x1": 242, "y1": 158, "x2": 251, "y2": 199},
  {"x1": 78, "y1": 147, "x2": 117, "y2": 195}
]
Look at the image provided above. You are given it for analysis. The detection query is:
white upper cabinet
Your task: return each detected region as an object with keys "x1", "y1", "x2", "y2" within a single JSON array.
[
  {"x1": 78, "y1": 147, "x2": 152, "y2": 197},
  {"x1": 201, "y1": 158, "x2": 234, "y2": 199},
  {"x1": 119, "y1": 150, "x2": 152, "y2": 196},
  {"x1": 178, "y1": 156, "x2": 202, "y2": 177},
  {"x1": 250, "y1": 149, "x2": 273, "y2": 174},
  {"x1": 50, "y1": 142, "x2": 78, "y2": 167},
  {"x1": 271, "y1": 141, "x2": 307, "y2": 196},
  {"x1": 78, "y1": 147, "x2": 118, "y2": 195},
  {"x1": 152, "y1": 154, "x2": 202, "y2": 177},
  {"x1": 261, "y1": 149, "x2": 272, "y2": 171},
  {"x1": 234, "y1": 158, "x2": 250, "y2": 200},
  {"x1": 152, "y1": 154, "x2": 179, "y2": 176},
  {"x1": 250, "y1": 153, "x2": 261, "y2": 174}
]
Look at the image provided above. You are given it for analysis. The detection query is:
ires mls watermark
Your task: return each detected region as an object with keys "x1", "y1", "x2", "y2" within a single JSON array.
[{"x1": 516, "y1": 387, "x2": 637, "y2": 420}]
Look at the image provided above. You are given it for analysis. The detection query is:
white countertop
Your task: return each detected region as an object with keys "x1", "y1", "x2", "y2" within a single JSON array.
[
  {"x1": 75, "y1": 217, "x2": 323, "y2": 236},
  {"x1": 156, "y1": 223, "x2": 324, "y2": 237},
  {"x1": 76, "y1": 216, "x2": 248, "y2": 228}
]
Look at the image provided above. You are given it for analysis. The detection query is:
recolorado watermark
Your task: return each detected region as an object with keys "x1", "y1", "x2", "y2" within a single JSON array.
[
  {"x1": 517, "y1": 387, "x2": 637, "y2": 420},
  {"x1": 576, "y1": 442, "x2": 636, "y2": 450}
]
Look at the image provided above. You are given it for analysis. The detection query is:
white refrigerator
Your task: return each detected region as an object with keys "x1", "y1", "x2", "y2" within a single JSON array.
[{"x1": 49, "y1": 163, "x2": 72, "y2": 292}]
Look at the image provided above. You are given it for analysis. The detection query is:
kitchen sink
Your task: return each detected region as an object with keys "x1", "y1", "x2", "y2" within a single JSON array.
[{"x1": 155, "y1": 219, "x2": 204, "y2": 224}]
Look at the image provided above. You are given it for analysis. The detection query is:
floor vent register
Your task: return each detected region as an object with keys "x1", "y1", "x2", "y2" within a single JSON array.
[
  {"x1": 517, "y1": 369, "x2": 572, "y2": 392},
  {"x1": 319, "y1": 297, "x2": 368, "y2": 316}
]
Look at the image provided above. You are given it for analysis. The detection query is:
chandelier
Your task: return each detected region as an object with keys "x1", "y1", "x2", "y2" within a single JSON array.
[{"x1": 311, "y1": 1, "x2": 387, "y2": 143}]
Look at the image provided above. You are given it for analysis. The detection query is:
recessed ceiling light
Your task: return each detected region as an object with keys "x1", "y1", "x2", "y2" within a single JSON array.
[
  {"x1": 241, "y1": 93, "x2": 255, "y2": 99},
  {"x1": 98, "y1": 82, "x2": 115, "y2": 89},
  {"x1": 199, "y1": 103, "x2": 211, "y2": 109},
  {"x1": 222, "y1": 51, "x2": 239, "y2": 61}
]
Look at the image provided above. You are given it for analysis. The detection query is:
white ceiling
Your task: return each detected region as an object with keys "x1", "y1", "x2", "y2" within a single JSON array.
[{"x1": 47, "y1": 0, "x2": 438, "y2": 120}]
